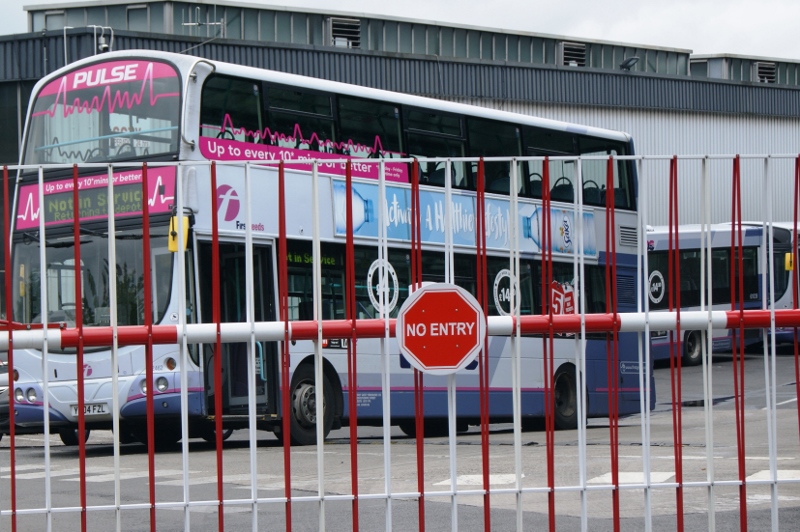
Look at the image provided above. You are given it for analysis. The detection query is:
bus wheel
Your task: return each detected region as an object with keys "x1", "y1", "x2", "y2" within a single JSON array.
[
  {"x1": 283, "y1": 364, "x2": 334, "y2": 446},
  {"x1": 683, "y1": 331, "x2": 703, "y2": 367},
  {"x1": 553, "y1": 364, "x2": 578, "y2": 430},
  {"x1": 59, "y1": 427, "x2": 90, "y2": 446},
  {"x1": 201, "y1": 427, "x2": 234, "y2": 443}
]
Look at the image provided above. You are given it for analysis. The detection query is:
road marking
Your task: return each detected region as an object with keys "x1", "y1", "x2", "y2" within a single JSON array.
[
  {"x1": 157, "y1": 473, "x2": 281, "y2": 487},
  {"x1": 0, "y1": 464, "x2": 48, "y2": 473},
  {"x1": 434, "y1": 474, "x2": 523, "y2": 486},
  {"x1": 587, "y1": 472, "x2": 674, "y2": 484},
  {"x1": 746, "y1": 469, "x2": 800, "y2": 481},
  {"x1": 4, "y1": 466, "x2": 117, "y2": 480},
  {"x1": 63, "y1": 469, "x2": 189, "y2": 482}
]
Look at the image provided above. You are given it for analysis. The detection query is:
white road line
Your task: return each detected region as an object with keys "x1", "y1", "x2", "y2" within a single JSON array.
[
  {"x1": 63, "y1": 469, "x2": 190, "y2": 482},
  {"x1": 746, "y1": 469, "x2": 800, "y2": 481},
  {"x1": 587, "y1": 472, "x2": 674, "y2": 484}
]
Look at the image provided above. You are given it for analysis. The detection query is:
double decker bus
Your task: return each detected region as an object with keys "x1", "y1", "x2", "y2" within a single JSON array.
[
  {"x1": 8, "y1": 50, "x2": 652, "y2": 446},
  {"x1": 646, "y1": 222, "x2": 796, "y2": 365}
]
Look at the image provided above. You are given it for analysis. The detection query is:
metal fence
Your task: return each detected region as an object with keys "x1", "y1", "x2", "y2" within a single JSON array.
[{"x1": 1, "y1": 154, "x2": 799, "y2": 531}]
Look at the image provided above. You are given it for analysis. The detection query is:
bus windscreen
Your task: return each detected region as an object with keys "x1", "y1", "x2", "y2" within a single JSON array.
[{"x1": 23, "y1": 60, "x2": 181, "y2": 165}]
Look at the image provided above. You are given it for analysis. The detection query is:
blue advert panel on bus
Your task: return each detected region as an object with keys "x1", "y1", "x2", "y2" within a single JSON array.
[{"x1": 332, "y1": 180, "x2": 599, "y2": 257}]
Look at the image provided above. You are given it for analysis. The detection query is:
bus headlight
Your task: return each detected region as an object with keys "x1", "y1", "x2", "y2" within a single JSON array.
[
  {"x1": 155, "y1": 377, "x2": 169, "y2": 393},
  {"x1": 139, "y1": 380, "x2": 147, "y2": 395},
  {"x1": 26, "y1": 388, "x2": 37, "y2": 403},
  {"x1": 14, "y1": 388, "x2": 24, "y2": 403}
]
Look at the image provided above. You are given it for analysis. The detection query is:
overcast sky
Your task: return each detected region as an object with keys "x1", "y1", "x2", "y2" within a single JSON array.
[{"x1": 4, "y1": 0, "x2": 800, "y2": 60}]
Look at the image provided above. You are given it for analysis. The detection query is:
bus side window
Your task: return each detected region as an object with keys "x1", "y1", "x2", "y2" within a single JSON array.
[
  {"x1": 405, "y1": 107, "x2": 468, "y2": 189},
  {"x1": 466, "y1": 118, "x2": 522, "y2": 195},
  {"x1": 338, "y1": 96, "x2": 403, "y2": 159},
  {"x1": 266, "y1": 85, "x2": 335, "y2": 152},
  {"x1": 200, "y1": 75, "x2": 263, "y2": 143}
]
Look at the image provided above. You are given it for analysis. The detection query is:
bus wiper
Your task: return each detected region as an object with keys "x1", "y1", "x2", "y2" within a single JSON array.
[{"x1": 79, "y1": 227, "x2": 107, "y2": 237}]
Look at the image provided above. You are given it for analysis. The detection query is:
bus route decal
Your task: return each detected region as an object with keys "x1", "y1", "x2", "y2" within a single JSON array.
[
  {"x1": 16, "y1": 166, "x2": 176, "y2": 229},
  {"x1": 493, "y1": 268, "x2": 519, "y2": 317},
  {"x1": 34, "y1": 61, "x2": 180, "y2": 116},
  {"x1": 199, "y1": 136, "x2": 408, "y2": 183}
]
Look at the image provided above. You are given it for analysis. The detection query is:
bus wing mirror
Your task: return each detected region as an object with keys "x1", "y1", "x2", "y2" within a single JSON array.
[
  {"x1": 785, "y1": 252, "x2": 794, "y2": 271},
  {"x1": 169, "y1": 216, "x2": 189, "y2": 253}
]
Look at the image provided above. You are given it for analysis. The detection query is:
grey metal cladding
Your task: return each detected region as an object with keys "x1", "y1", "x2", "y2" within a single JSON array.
[{"x1": 2, "y1": 30, "x2": 800, "y2": 118}]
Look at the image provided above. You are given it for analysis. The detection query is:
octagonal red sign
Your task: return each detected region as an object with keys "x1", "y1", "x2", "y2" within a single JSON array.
[{"x1": 396, "y1": 283, "x2": 486, "y2": 375}]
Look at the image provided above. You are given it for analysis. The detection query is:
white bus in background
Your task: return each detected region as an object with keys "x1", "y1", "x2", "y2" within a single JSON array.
[
  {"x1": 646, "y1": 222, "x2": 796, "y2": 365},
  {"x1": 9, "y1": 50, "x2": 652, "y2": 446}
]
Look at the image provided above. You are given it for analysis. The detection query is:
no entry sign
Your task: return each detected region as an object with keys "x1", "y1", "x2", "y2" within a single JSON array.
[{"x1": 396, "y1": 283, "x2": 486, "y2": 375}]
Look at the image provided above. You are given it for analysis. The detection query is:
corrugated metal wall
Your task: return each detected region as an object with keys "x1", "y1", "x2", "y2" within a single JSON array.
[
  {"x1": 4, "y1": 31, "x2": 800, "y2": 118},
  {"x1": 1, "y1": 30, "x2": 799, "y2": 224},
  {"x1": 461, "y1": 98, "x2": 800, "y2": 224}
]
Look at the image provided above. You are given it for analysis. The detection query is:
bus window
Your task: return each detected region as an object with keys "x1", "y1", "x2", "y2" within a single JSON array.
[
  {"x1": 337, "y1": 97, "x2": 403, "y2": 159},
  {"x1": 285, "y1": 241, "x2": 346, "y2": 320},
  {"x1": 200, "y1": 75, "x2": 264, "y2": 143},
  {"x1": 13, "y1": 229, "x2": 170, "y2": 331},
  {"x1": 522, "y1": 126, "x2": 578, "y2": 201},
  {"x1": 467, "y1": 119, "x2": 522, "y2": 195},
  {"x1": 266, "y1": 86, "x2": 335, "y2": 152},
  {"x1": 24, "y1": 60, "x2": 180, "y2": 165},
  {"x1": 405, "y1": 108, "x2": 468, "y2": 189},
  {"x1": 578, "y1": 136, "x2": 634, "y2": 210}
]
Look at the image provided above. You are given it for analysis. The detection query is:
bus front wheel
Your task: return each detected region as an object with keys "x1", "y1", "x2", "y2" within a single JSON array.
[
  {"x1": 59, "y1": 427, "x2": 90, "y2": 446},
  {"x1": 553, "y1": 364, "x2": 579, "y2": 430},
  {"x1": 280, "y1": 364, "x2": 334, "y2": 446}
]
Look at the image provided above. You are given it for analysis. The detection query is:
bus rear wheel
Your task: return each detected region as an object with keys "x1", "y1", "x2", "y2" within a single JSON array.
[
  {"x1": 683, "y1": 331, "x2": 703, "y2": 366},
  {"x1": 201, "y1": 427, "x2": 234, "y2": 443},
  {"x1": 278, "y1": 364, "x2": 334, "y2": 446},
  {"x1": 553, "y1": 364, "x2": 579, "y2": 430}
]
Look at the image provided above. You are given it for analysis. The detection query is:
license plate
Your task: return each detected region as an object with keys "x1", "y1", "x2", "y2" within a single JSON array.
[{"x1": 71, "y1": 403, "x2": 108, "y2": 416}]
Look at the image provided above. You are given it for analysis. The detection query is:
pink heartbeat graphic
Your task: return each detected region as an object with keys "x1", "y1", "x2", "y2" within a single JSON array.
[
  {"x1": 33, "y1": 62, "x2": 179, "y2": 119},
  {"x1": 208, "y1": 114, "x2": 405, "y2": 158}
]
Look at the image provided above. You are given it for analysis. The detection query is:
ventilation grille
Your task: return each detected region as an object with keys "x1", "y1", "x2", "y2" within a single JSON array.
[
  {"x1": 753, "y1": 61, "x2": 776, "y2": 83},
  {"x1": 618, "y1": 225, "x2": 638, "y2": 248},
  {"x1": 616, "y1": 275, "x2": 637, "y2": 306},
  {"x1": 561, "y1": 42, "x2": 586, "y2": 67},
  {"x1": 329, "y1": 17, "x2": 361, "y2": 49}
]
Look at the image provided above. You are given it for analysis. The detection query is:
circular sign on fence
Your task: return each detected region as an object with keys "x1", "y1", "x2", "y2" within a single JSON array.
[{"x1": 367, "y1": 258, "x2": 399, "y2": 315}]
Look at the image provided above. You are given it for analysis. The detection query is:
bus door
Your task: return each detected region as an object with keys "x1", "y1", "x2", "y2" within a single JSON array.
[{"x1": 198, "y1": 242, "x2": 277, "y2": 417}]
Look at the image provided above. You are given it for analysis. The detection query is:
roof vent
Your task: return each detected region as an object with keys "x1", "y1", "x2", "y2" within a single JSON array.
[
  {"x1": 329, "y1": 17, "x2": 361, "y2": 49},
  {"x1": 560, "y1": 42, "x2": 586, "y2": 67},
  {"x1": 753, "y1": 61, "x2": 776, "y2": 83}
]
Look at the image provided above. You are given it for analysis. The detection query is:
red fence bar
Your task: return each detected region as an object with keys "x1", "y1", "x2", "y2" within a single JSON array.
[
  {"x1": 277, "y1": 161, "x2": 293, "y2": 531},
  {"x1": 475, "y1": 159, "x2": 491, "y2": 531},
  {"x1": 409, "y1": 159, "x2": 426, "y2": 532},
  {"x1": 604, "y1": 156, "x2": 621, "y2": 532},
  {"x1": 794, "y1": 155, "x2": 800, "y2": 446},
  {"x1": 667, "y1": 155, "x2": 685, "y2": 531},
  {"x1": 140, "y1": 163, "x2": 158, "y2": 532},
  {"x1": 39, "y1": 307, "x2": 800, "y2": 350},
  {"x1": 71, "y1": 164, "x2": 88, "y2": 532},
  {"x1": 730, "y1": 155, "x2": 748, "y2": 531},
  {"x1": 3, "y1": 165, "x2": 17, "y2": 532},
  {"x1": 209, "y1": 162, "x2": 225, "y2": 531},
  {"x1": 540, "y1": 157, "x2": 557, "y2": 532},
  {"x1": 345, "y1": 160, "x2": 360, "y2": 530}
]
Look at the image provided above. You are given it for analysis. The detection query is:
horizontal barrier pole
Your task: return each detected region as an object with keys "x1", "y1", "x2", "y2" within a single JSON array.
[{"x1": 1, "y1": 309, "x2": 799, "y2": 350}]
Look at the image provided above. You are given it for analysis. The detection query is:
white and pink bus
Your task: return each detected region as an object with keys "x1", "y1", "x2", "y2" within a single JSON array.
[{"x1": 7, "y1": 50, "x2": 652, "y2": 446}]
